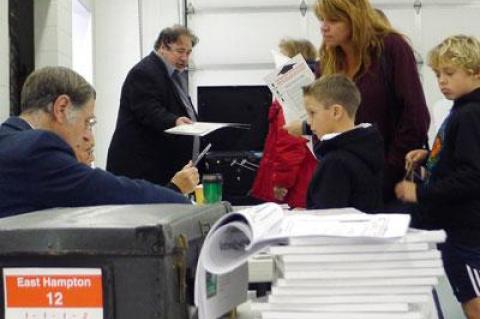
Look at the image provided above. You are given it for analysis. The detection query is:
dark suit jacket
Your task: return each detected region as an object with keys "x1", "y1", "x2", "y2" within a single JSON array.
[
  {"x1": 0, "y1": 117, "x2": 190, "y2": 218},
  {"x1": 106, "y1": 52, "x2": 195, "y2": 185}
]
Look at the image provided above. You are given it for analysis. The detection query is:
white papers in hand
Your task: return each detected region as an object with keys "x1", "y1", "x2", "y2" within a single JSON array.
[
  {"x1": 164, "y1": 121, "x2": 248, "y2": 136},
  {"x1": 264, "y1": 54, "x2": 315, "y2": 124}
]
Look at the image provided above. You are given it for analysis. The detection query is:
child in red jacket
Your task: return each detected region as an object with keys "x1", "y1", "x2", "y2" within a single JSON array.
[{"x1": 251, "y1": 39, "x2": 318, "y2": 208}]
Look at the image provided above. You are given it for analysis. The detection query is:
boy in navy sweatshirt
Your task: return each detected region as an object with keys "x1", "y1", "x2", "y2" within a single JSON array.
[
  {"x1": 304, "y1": 74, "x2": 384, "y2": 212},
  {"x1": 395, "y1": 35, "x2": 480, "y2": 319}
]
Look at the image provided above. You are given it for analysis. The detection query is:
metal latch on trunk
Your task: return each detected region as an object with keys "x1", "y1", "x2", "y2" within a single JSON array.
[{"x1": 175, "y1": 233, "x2": 189, "y2": 303}]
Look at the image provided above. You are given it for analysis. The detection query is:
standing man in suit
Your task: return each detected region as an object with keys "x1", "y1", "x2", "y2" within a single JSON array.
[
  {"x1": 107, "y1": 25, "x2": 200, "y2": 186},
  {"x1": 0, "y1": 66, "x2": 195, "y2": 218}
]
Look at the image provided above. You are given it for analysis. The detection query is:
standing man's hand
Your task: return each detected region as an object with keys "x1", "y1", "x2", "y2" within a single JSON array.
[
  {"x1": 171, "y1": 161, "x2": 199, "y2": 194},
  {"x1": 176, "y1": 117, "x2": 193, "y2": 126}
]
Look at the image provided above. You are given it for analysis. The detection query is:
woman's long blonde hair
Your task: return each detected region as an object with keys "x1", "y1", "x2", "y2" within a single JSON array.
[{"x1": 315, "y1": 0, "x2": 397, "y2": 77}]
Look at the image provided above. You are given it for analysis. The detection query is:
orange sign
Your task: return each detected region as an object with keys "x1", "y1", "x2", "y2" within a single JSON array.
[{"x1": 3, "y1": 269, "x2": 103, "y2": 308}]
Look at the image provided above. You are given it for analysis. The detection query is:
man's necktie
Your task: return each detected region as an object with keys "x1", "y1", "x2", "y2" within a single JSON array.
[{"x1": 172, "y1": 70, "x2": 199, "y2": 160}]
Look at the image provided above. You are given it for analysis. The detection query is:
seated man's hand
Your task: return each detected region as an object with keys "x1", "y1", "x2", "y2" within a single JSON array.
[
  {"x1": 171, "y1": 161, "x2": 199, "y2": 194},
  {"x1": 74, "y1": 138, "x2": 95, "y2": 166},
  {"x1": 283, "y1": 120, "x2": 303, "y2": 137},
  {"x1": 175, "y1": 116, "x2": 193, "y2": 126}
]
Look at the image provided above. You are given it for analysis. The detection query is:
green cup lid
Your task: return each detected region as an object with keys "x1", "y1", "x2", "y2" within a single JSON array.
[{"x1": 202, "y1": 173, "x2": 223, "y2": 183}]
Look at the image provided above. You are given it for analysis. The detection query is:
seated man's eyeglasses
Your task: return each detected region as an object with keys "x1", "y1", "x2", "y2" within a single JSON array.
[{"x1": 85, "y1": 117, "x2": 97, "y2": 131}]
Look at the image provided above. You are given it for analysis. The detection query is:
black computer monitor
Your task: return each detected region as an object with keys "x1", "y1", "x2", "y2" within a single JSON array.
[{"x1": 197, "y1": 85, "x2": 272, "y2": 152}]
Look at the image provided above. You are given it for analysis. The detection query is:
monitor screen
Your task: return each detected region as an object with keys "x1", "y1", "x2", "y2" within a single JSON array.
[{"x1": 197, "y1": 85, "x2": 272, "y2": 152}]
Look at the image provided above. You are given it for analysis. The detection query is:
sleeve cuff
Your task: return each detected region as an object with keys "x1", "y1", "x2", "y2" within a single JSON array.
[{"x1": 165, "y1": 181, "x2": 182, "y2": 193}]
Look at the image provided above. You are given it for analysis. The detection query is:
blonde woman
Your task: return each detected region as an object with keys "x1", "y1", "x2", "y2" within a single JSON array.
[{"x1": 289, "y1": 0, "x2": 430, "y2": 206}]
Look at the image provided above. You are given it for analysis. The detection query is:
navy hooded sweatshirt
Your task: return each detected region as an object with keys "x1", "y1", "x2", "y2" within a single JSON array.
[{"x1": 307, "y1": 124, "x2": 384, "y2": 213}]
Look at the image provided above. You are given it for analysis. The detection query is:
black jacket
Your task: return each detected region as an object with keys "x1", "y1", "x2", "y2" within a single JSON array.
[
  {"x1": 417, "y1": 88, "x2": 480, "y2": 246},
  {"x1": 107, "y1": 52, "x2": 195, "y2": 185},
  {"x1": 307, "y1": 125, "x2": 384, "y2": 212}
]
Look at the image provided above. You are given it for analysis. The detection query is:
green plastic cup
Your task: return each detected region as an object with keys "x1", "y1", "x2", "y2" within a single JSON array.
[{"x1": 202, "y1": 174, "x2": 223, "y2": 204}]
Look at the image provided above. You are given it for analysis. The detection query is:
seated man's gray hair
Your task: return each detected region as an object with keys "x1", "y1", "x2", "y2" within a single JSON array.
[{"x1": 21, "y1": 66, "x2": 96, "y2": 113}]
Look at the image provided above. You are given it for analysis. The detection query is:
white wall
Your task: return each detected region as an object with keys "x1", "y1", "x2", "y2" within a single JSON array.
[
  {"x1": 72, "y1": 0, "x2": 93, "y2": 83},
  {"x1": 140, "y1": 0, "x2": 180, "y2": 58},
  {"x1": 34, "y1": 0, "x2": 73, "y2": 68},
  {"x1": 0, "y1": 0, "x2": 9, "y2": 122},
  {"x1": 92, "y1": 0, "x2": 141, "y2": 169}
]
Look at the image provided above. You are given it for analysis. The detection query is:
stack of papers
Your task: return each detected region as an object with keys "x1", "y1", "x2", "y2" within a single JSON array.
[
  {"x1": 253, "y1": 228, "x2": 446, "y2": 319},
  {"x1": 194, "y1": 203, "x2": 421, "y2": 319}
]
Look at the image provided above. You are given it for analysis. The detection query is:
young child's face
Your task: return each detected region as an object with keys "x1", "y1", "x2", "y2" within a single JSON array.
[
  {"x1": 304, "y1": 95, "x2": 334, "y2": 139},
  {"x1": 434, "y1": 63, "x2": 480, "y2": 100}
]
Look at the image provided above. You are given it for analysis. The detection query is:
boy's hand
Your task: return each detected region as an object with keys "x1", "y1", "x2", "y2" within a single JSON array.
[
  {"x1": 395, "y1": 180, "x2": 418, "y2": 203},
  {"x1": 405, "y1": 149, "x2": 429, "y2": 172},
  {"x1": 283, "y1": 120, "x2": 303, "y2": 137},
  {"x1": 273, "y1": 186, "x2": 288, "y2": 201}
]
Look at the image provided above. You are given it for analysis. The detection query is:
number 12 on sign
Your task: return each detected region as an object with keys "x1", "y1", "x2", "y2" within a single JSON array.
[{"x1": 3, "y1": 268, "x2": 104, "y2": 319}]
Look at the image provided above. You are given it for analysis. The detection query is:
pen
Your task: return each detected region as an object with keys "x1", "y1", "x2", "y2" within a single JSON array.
[{"x1": 193, "y1": 143, "x2": 212, "y2": 166}]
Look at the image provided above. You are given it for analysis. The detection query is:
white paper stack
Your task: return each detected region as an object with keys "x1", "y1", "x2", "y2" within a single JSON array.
[
  {"x1": 195, "y1": 203, "x2": 428, "y2": 319},
  {"x1": 252, "y1": 229, "x2": 446, "y2": 319}
]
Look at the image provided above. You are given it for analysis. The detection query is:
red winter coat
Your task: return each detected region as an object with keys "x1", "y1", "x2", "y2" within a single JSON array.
[{"x1": 251, "y1": 100, "x2": 317, "y2": 208}]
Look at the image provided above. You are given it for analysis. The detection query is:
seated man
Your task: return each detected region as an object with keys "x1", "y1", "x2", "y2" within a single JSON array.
[{"x1": 0, "y1": 66, "x2": 199, "y2": 218}]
